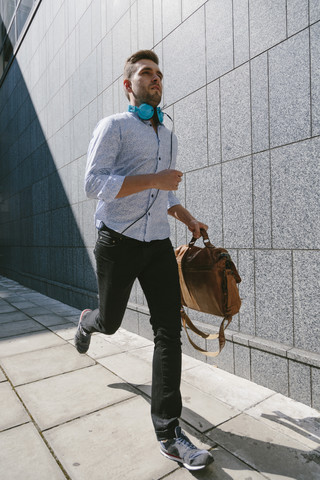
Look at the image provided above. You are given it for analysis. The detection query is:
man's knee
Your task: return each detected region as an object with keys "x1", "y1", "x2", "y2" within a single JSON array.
[
  {"x1": 98, "y1": 320, "x2": 120, "y2": 336},
  {"x1": 97, "y1": 311, "x2": 122, "y2": 335}
]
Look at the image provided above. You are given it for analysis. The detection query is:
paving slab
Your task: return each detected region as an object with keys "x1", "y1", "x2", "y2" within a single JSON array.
[
  {"x1": 18, "y1": 292, "x2": 51, "y2": 304},
  {"x1": 105, "y1": 327, "x2": 153, "y2": 350},
  {"x1": 28, "y1": 299, "x2": 63, "y2": 308},
  {"x1": 180, "y1": 381, "x2": 240, "y2": 433},
  {"x1": 98, "y1": 350, "x2": 153, "y2": 384},
  {"x1": 0, "y1": 304, "x2": 16, "y2": 314},
  {"x1": 0, "y1": 319, "x2": 46, "y2": 338},
  {"x1": 181, "y1": 352, "x2": 203, "y2": 371},
  {"x1": 182, "y1": 364, "x2": 274, "y2": 410},
  {"x1": 163, "y1": 446, "x2": 266, "y2": 479},
  {"x1": 0, "y1": 293, "x2": 10, "y2": 299},
  {"x1": 38, "y1": 300, "x2": 69, "y2": 309},
  {"x1": 49, "y1": 322, "x2": 78, "y2": 340},
  {"x1": 10, "y1": 301, "x2": 37, "y2": 309},
  {"x1": 46, "y1": 306, "x2": 82, "y2": 316},
  {"x1": 0, "y1": 293, "x2": 14, "y2": 300},
  {"x1": 0, "y1": 331, "x2": 66, "y2": 358},
  {"x1": 64, "y1": 314, "x2": 81, "y2": 324},
  {"x1": 22, "y1": 306, "x2": 53, "y2": 316},
  {"x1": 246, "y1": 392, "x2": 320, "y2": 451},
  {"x1": 129, "y1": 344, "x2": 154, "y2": 362},
  {"x1": 0, "y1": 382, "x2": 30, "y2": 430},
  {"x1": 0, "y1": 423, "x2": 65, "y2": 480},
  {"x1": 206, "y1": 413, "x2": 320, "y2": 479},
  {"x1": 0, "y1": 369, "x2": 6, "y2": 382},
  {"x1": 81, "y1": 334, "x2": 124, "y2": 359},
  {"x1": 16, "y1": 364, "x2": 136, "y2": 430},
  {"x1": 0, "y1": 311, "x2": 30, "y2": 324},
  {"x1": 1, "y1": 294, "x2": 25, "y2": 302},
  {"x1": 63, "y1": 307, "x2": 81, "y2": 316},
  {"x1": 1, "y1": 344, "x2": 96, "y2": 386},
  {"x1": 44, "y1": 395, "x2": 212, "y2": 480},
  {"x1": 32, "y1": 313, "x2": 70, "y2": 327}
]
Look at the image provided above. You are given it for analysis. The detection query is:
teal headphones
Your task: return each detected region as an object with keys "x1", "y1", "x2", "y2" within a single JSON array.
[{"x1": 128, "y1": 104, "x2": 164, "y2": 123}]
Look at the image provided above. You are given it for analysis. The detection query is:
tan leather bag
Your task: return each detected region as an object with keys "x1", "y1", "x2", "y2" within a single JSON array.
[{"x1": 175, "y1": 229, "x2": 241, "y2": 357}]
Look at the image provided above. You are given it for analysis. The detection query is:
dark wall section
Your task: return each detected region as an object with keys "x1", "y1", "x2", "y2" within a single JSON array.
[{"x1": 0, "y1": 52, "x2": 97, "y2": 310}]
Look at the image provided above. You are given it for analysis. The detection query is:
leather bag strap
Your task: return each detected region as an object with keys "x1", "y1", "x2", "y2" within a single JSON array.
[
  {"x1": 189, "y1": 228, "x2": 215, "y2": 248},
  {"x1": 180, "y1": 307, "x2": 232, "y2": 357}
]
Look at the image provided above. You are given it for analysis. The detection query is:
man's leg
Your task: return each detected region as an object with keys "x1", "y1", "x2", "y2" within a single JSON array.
[
  {"x1": 79, "y1": 230, "x2": 141, "y2": 337},
  {"x1": 138, "y1": 238, "x2": 214, "y2": 470},
  {"x1": 138, "y1": 238, "x2": 182, "y2": 440}
]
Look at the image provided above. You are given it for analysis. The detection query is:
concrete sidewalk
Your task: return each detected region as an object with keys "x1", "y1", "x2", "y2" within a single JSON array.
[{"x1": 0, "y1": 276, "x2": 319, "y2": 480}]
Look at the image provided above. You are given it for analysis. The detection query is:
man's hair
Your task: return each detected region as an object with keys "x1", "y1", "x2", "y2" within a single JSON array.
[{"x1": 124, "y1": 50, "x2": 159, "y2": 81}]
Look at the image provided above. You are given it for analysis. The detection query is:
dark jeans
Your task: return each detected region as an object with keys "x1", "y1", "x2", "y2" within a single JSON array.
[{"x1": 82, "y1": 227, "x2": 182, "y2": 440}]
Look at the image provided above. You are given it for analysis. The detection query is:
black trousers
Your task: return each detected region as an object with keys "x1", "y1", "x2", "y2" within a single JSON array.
[{"x1": 82, "y1": 227, "x2": 182, "y2": 440}]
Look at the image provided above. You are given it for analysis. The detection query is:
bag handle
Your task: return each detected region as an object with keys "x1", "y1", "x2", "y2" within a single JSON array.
[
  {"x1": 180, "y1": 307, "x2": 232, "y2": 357},
  {"x1": 189, "y1": 228, "x2": 215, "y2": 248}
]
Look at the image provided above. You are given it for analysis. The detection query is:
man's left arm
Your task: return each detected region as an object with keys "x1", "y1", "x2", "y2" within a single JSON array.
[{"x1": 168, "y1": 204, "x2": 208, "y2": 239}]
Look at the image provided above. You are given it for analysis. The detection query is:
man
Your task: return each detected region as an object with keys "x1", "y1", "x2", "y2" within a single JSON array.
[{"x1": 75, "y1": 50, "x2": 214, "y2": 471}]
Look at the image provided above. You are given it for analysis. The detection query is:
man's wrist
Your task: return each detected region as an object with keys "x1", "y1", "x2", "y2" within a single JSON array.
[{"x1": 148, "y1": 173, "x2": 157, "y2": 189}]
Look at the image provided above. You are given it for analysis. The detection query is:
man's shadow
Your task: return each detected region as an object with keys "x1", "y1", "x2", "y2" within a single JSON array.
[{"x1": 109, "y1": 382, "x2": 320, "y2": 479}]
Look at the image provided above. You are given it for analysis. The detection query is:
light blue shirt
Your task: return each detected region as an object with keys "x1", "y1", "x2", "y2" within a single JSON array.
[{"x1": 85, "y1": 111, "x2": 180, "y2": 241}]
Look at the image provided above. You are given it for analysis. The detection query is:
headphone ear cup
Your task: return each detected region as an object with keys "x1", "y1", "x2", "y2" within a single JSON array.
[
  {"x1": 128, "y1": 104, "x2": 163, "y2": 122},
  {"x1": 156, "y1": 107, "x2": 164, "y2": 123},
  {"x1": 138, "y1": 103, "x2": 154, "y2": 120}
]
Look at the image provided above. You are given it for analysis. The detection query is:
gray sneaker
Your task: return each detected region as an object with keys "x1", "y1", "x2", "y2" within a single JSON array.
[
  {"x1": 74, "y1": 309, "x2": 92, "y2": 354},
  {"x1": 159, "y1": 426, "x2": 214, "y2": 470}
]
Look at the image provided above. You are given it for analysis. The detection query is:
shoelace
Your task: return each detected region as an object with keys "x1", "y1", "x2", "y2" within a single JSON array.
[
  {"x1": 176, "y1": 435, "x2": 197, "y2": 449},
  {"x1": 176, "y1": 434, "x2": 207, "y2": 460}
]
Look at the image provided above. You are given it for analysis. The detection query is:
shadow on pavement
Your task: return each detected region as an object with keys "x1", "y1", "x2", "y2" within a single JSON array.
[{"x1": 109, "y1": 381, "x2": 320, "y2": 480}]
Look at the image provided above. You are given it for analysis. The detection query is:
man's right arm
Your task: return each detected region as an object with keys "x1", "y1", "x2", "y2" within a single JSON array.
[
  {"x1": 115, "y1": 169, "x2": 183, "y2": 198},
  {"x1": 85, "y1": 118, "x2": 124, "y2": 203}
]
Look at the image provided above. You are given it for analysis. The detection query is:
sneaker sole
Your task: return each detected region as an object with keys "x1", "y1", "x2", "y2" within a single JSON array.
[
  {"x1": 160, "y1": 448, "x2": 213, "y2": 471},
  {"x1": 74, "y1": 335, "x2": 90, "y2": 354}
]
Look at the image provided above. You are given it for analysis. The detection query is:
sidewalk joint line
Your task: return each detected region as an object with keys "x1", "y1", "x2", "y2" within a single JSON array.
[{"x1": 1, "y1": 367, "x2": 72, "y2": 480}]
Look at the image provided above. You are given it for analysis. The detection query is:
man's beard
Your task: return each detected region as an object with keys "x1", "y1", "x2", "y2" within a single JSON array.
[{"x1": 140, "y1": 88, "x2": 161, "y2": 107}]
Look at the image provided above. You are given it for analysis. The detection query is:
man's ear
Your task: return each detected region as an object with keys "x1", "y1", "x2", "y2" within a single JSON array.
[{"x1": 124, "y1": 80, "x2": 132, "y2": 93}]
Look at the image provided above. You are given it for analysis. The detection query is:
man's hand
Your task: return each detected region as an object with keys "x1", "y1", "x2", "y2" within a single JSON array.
[
  {"x1": 187, "y1": 219, "x2": 208, "y2": 239},
  {"x1": 168, "y1": 204, "x2": 209, "y2": 239},
  {"x1": 153, "y1": 169, "x2": 183, "y2": 191}
]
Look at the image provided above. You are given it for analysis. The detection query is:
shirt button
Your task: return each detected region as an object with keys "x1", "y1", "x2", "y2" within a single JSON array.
[
  {"x1": 159, "y1": 157, "x2": 161, "y2": 160},
  {"x1": 151, "y1": 194, "x2": 154, "y2": 198},
  {"x1": 148, "y1": 212, "x2": 151, "y2": 216}
]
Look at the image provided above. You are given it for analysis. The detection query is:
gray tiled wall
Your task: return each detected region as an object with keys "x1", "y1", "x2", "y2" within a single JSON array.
[
  {"x1": 0, "y1": 0, "x2": 319, "y2": 409},
  {"x1": 269, "y1": 30, "x2": 311, "y2": 147}
]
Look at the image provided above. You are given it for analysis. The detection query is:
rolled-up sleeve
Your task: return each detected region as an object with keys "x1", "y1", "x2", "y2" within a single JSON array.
[
  {"x1": 85, "y1": 118, "x2": 125, "y2": 203},
  {"x1": 167, "y1": 191, "x2": 181, "y2": 210}
]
